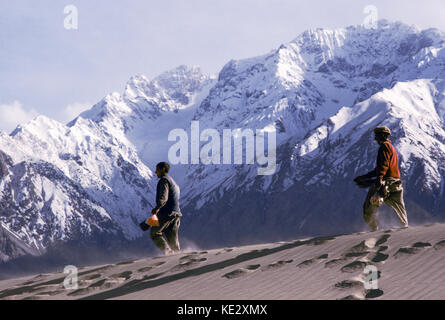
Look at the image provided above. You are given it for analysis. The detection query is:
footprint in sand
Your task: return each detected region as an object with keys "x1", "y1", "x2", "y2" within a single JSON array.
[
  {"x1": 169, "y1": 257, "x2": 207, "y2": 272},
  {"x1": 28, "y1": 288, "x2": 66, "y2": 299},
  {"x1": 341, "y1": 234, "x2": 391, "y2": 264},
  {"x1": 412, "y1": 242, "x2": 432, "y2": 248},
  {"x1": 110, "y1": 271, "x2": 133, "y2": 281},
  {"x1": 179, "y1": 250, "x2": 207, "y2": 261},
  {"x1": 335, "y1": 280, "x2": 363, "y2": 290},
  {"x1": 297, "y1": 259, "x2": 315, "y2": 268},
  {"x1": 261, "y1": 260, "x2": 294, "y2": 271},
  {"x1": 325, "y1": 258, "x2": 349, "y2": 269},
  {"x1": 324, "y1": 233, "x2": 389, "y2": 303},
  {"x1": 137, "y1": 262, "x2": 165, "y2": 273},
  {"x1": 67, "y1": 278, "x2": 125, "y2": 297},
  {"x1": 215, "y1": 248, "x2": 234, "y2": 256},
  {"x1": 222, "y1": 264, "x2": 261, "y2": 279},
  {"x1": 338, "y1": 283, "x2": 384, "y2": 300},
  {"x1": 332, "y1": 236, "x2": 389, "y2": 300},
  {"x1": 370, "y1": 252, "x2": 389, "y2": 263},
  {"x1": 375, "y1": 234, "x2": 391, "y2": 246},
  {"x1": 344, "y1": 239, "x2": 375, "y2": 256},
  {"x1": 394, "y1": 242, "x2": 432, "y2": 258},
  {"x1": 434, "y1": 240, "x2": 445, "y2": 250},
  {"x1": 246, "y1": 264, "x2": 261, "y2": 270},
  {"x1": 137, "y1": 266, "x2": 153, "y2": 273},
  {"x1": 365, "y1": 289, "x2": 384, "y2": 299},
  {"x1": 336, "y1": 270, "x2": 382, "y2": 300},
  {"x1": 223, "y1": 269, "x2": 249, "y2": 279},
  {"x1": 0, "y1": 281, "x2": 64, "y2": 300},
  {"x1": 180, "y1": 254, "x2": 198, "y2": 261},
  {"x1": 297, "y1": 254, "x2": 328, "y2": 269},
  {"x1": 340, "y1": 261, "x2": 369, "y2": 273},
  {"x1": 394, "y1": 247, "x2": 419, "y2": 258},
  {"x1": 366, "y1": 235, "x2": 391, "y2": 263}
]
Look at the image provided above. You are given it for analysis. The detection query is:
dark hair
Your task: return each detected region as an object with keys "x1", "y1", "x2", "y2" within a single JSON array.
[
  {"x1": 156, "y1": 162, "x2": 170, "y2": 173},
  {"x1": 375, "y1": 132, "x2": 390, "y2": 141}
]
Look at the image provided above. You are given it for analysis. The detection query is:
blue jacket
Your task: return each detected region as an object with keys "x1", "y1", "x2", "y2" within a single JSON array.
[{"x1": 154, "y1": 174, "x2": 182, "y2": 218}]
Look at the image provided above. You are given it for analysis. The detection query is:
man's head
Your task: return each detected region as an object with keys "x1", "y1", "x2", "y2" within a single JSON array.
[
  {"x1": 373, "y1": 126, "x2": 391, "y2": 144},
  {"x1": 155, "y1": 162, "x2": 170, "y2": 178}
]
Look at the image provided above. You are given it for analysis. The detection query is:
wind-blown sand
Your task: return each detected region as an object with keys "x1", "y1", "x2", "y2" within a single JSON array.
[{"x1": 1, "y1": 223, "x2": 445, "y2": 300}]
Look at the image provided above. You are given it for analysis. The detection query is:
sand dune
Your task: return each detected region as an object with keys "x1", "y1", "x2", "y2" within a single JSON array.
[{"x1": 1, "y1": 223, "x2": 445, "y2": 300}]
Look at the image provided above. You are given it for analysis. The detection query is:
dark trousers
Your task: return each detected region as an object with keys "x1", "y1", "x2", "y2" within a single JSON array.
[
  {"x1": 150, "y1": 215, "x2": 181, "y2": 252},
  {"x1": 363, "y1": 179, "x2": 408, "y2": 231}
]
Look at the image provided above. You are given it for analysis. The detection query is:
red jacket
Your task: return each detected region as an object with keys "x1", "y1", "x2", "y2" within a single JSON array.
[{"x1": 364, "y1": 140, "x2": 401, "y2": 179}]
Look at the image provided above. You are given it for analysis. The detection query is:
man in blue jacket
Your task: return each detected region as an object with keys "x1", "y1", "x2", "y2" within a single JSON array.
[{"x1": 150, "y1": 162, "x2": 182, "y2": 255}]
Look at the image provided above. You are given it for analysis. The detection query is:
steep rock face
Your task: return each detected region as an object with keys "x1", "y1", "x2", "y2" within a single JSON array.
[
  {"x1": 0, "y1": 150, "x2": 12, "y2": 181},
  {"x1": 1, "y1": 115, "x2": 156, "y2": 241},
  {"x1": 0, "y1": 157, "x2": 124, "y2": 253},
  {"x1": 0, "y1": 222, "x2": 40, "y2": 263},
  {"x1": 0, "y1": 151, "x2": 41, "y2": 263}
]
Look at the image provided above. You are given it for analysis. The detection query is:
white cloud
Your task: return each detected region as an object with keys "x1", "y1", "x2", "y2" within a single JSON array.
[
  {"x1": 59, "y1": 102, "x2": 92, "y2": 123},
  {"x1": 0, "y1": 101, "x2": 39, "y2": 134}
]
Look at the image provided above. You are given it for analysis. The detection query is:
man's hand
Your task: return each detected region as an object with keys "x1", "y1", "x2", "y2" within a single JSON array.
[{"x1": 151, "y1": 208, "x2": 160, "y2": 215}]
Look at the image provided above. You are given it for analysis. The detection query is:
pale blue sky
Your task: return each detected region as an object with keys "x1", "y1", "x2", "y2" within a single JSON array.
[{"x1": 1, "y1": 0, "x2": 445, "y2": 132}]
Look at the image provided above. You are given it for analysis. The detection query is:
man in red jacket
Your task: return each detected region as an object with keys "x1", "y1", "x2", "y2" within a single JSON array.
[{"x1": 354, "y1": 126, "x2": 409, "y2": 231}]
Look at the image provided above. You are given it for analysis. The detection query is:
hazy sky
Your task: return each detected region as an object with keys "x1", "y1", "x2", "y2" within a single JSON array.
[{"x1": 1, "y1": 0, "x2": 445, "y2": 132}]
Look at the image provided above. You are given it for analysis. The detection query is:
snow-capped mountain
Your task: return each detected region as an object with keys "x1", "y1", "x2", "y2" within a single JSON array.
[
  {"x1": 0, "y1": 65, "x2": 216, "y2": 264},
  {"x1": 1, "y1": 20, "x2": 445, "y2": 265},
  {"x1": 180, "y1": 20, "x2": 445, "y2": 246}
]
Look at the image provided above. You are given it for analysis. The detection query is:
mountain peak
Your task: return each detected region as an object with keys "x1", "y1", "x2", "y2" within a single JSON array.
[
  {"x1": 10, "y1": 114, "x2": 64, "y2": 137},
  {"x1": 124, "y1": 74, "x2": 153, "y2": 102},
  {"x1": 153, "y1": 64, "x2": 212, "y2": 95}
]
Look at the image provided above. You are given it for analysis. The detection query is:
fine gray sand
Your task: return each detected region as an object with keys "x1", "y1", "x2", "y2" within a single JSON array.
[{"x1": 1, "y1": 223, "x2": 445, "y2": 300}]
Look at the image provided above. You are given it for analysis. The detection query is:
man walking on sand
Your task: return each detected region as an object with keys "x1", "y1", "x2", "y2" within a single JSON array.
[
  {"x1": 354, "y1": 126, "x2": 408, "y2": 232},
  {"x1": 150, "y1": 162, "x2": 182, "y2": 255}
]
